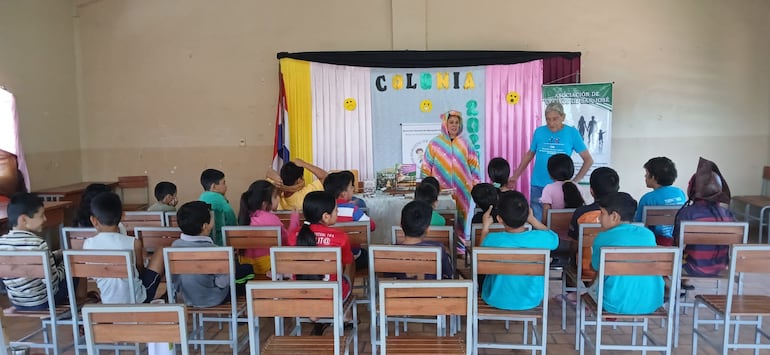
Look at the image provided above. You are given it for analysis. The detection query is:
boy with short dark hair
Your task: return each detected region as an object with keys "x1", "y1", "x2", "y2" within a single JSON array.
[
  {"x1": 414, "y1": 182, "x2": 445, "y2": 226},
  {"x1": 267, "y1": 159, "x2": 329, "y2": 210},
  {"x1": 393, "y1": 200, "x2": 453, "y2": 279},
  {"x1": 634, "y1": 157, "x2": 686, "y2": 246},
  {"x1": 479, "y1": 191, "x2": 558, "y2": 310},
  {"x1": 323, "y1": 171, "x2": 375, "y2": 269},
  {"x1": 568, "y1": 167, "x2": 620, "y2": 239},
  {"x1": 0, "y1": 193, "x2": 75, "y2": 310},
  {"x1": 147, "y1": 181, "x2": 178, "y2": 212},
  {"x1": 471, "y1": 183, "x2": 499, "y2": 223},
  {"x1": 199, "y1": 168, "x2": 236, "y2": 246},
  {"x1": 590, "y1": 192, "x2": 662, "y2": 314},
  {"x1": 83, "y1": 192, "x2": 165, "y2": 304},
  {"x1": 171, "y1": 201, "x2": 254, "y2": 307}
]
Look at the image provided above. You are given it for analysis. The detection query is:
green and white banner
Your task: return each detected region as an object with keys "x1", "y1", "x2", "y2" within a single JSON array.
[{"x1": 542, "y1": 82, "x2": 613, "y2": 180}]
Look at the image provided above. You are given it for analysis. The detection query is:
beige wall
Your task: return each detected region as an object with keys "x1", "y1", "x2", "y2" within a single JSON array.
[
  {"x1": 0, "y1": 0, "x2": 82, "y2": 190},
  {"x1": 4, "y1": 0, "x2": 769, "y2": 206}
]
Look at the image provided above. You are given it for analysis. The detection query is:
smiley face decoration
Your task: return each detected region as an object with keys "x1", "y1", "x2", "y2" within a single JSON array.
[
  {"x1": 343, "y1": 98, "x2": 357, "y2": 111},
  {"x1": 420, "y1": 99, "x2": 433, "y2": 113},
  {"x1": 506, "y1": 91, "x2": 520, "y2": 105}
]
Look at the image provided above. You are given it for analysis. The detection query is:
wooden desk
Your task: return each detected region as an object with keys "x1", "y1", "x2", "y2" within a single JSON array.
[
  {"x1": 0, "y1": 201, "x2": 72, "y2": 248},
  {"x1": 34, "y1": 181, "x2": 118, "y2": 203}
]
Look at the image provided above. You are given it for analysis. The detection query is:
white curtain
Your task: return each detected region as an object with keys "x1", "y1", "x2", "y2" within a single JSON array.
[{"x1": 310, "y1": 63, "x2": 374, "y2": 180}]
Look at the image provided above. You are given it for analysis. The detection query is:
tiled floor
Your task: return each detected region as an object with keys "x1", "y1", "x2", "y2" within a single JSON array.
[{"x1": 4, "y1": 229, "x2": 770, "y2": 354}]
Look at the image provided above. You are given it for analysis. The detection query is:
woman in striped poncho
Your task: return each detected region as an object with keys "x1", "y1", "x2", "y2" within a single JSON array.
[{"x1": 420, "y1": 110, "x2": 481, "y2": 242}]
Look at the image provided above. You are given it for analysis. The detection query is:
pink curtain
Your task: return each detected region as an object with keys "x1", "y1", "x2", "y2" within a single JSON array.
[
  {"x1": 0, "y1": 88, "x2": 30, "y2": 191},
  {"x1": 484, "y1": 61, "x2": 543, "y2": 200}
]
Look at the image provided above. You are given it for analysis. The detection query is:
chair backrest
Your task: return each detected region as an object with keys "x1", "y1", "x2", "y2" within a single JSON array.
[
  {"x1": 335, "y1": 221, "x2": 371, "y2": 248},
  {"x1": 0, "y1": 251, "x2": 58, "y2": 318},
  {"x1": 246, "y1": 281, "x2": 342, "y2": 355},
  {"x1": 134, "y1": 227, "x2": 182, "y2": 258},
  {"x1": 164, "y1": 211, "x2": 177, "y2": 227},
  {"x1": 678, "y1": 221, "x2": 748, "y2": 248},
  {"x1": 61, "y1": 227, "x2": 98, "y2": 249},
  {"x1": 762, "y1": 166, "x2": 770, "y2": 196},
  {"x1": 274, "y1": 210, "x2": 303, "y2": 230},
  {"x1": 63, "y1": 249, "x2": 139, "y2": 316},
  {"x1": 163, "y1": 247, "x2": 235, "y2": 305},
  {"x1": 221, "y1": 226, "x2": 282, "y2": 250},
  {"x1": 392, "y1": 225, "x2": 455, "y2": 266},
  {"x1": 546, "y1": 208, "x2": 576, "y2": 239},
  {"x1": 435, "y1": 208, "x2": 457, "y2": 226},
  {"x1": 727, "y1": 244, "x2": 770, "y2": 299},
  {"x1": 117, "y1": 175, "x2": 150, "y2": 210},
  {"x1": 642, "y1": 206, "x2": 681, "y2": 227},
  {"x1": 369, "y1": 245, "x2": 442, "y2": 280},
  {"x1": 82, "y1": 303, "x2": 188, "y2": 354},
  {"x1": 577, "y1": 223, "x2": 603, "y2": 280},
  {"x1": 379, "y1": 280, "x2": 473, "y2": 355},
  {"x1": 270, "y1": 247, "x2": 342, "y2": 284},
  {"x1": 470, "y1": 223, "x2": 531, "y2": 248},
  {"x1": 122, "y1": 211, "x2": 165, "y2": 236},
  {"x1": 595, "y1": 247, "x2": 680, "y2": 321}
]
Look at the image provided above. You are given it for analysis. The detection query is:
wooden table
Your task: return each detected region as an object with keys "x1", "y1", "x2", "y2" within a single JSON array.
[
  {"x1": 34, "y1": 181, "x2": 118, "y2": 203},
  {"x1": 0, "y1": 201, "x2": 72, "y2": 249}
]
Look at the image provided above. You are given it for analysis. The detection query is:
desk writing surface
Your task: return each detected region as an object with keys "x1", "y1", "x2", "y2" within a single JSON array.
[{"x1": 34, "y1": 181, "x2": 118, "y2": 197}]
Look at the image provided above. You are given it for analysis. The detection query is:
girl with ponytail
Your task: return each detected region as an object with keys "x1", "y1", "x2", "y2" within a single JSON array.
[
  {"x1": 291, "y1": 191, "x2": 354, "y2": 300},
  {"x1": 237, "y1": 180, "x2": 300, "y2": 277}
]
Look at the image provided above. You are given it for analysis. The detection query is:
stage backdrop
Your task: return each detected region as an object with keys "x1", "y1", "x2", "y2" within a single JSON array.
[{"x1": 274, "y1": 58, "x2": 549, "y2": 198}]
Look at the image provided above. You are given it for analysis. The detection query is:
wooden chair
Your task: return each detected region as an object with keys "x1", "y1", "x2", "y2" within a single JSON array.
[
  {"x1": 368, "y1": 245, "x2": 444, "y2": 354},
  {"x1": 578, "y1": 247, "x2": 681, "y2": 355},
  {"x1": 134, "y1": 226, "x2": 181, "y2": 260},
  {"x1": 730, "y1": 166, "x2": 770, "y2": 242},
  {"x1": 61, "y1": 227, "x2": 98, "y2": 249},
  {"x1": 121, "y1": 211, "x2": 164, "y2": 237},
  {"x1": 560, "y1": 223, "x2": 602, "y2": 345},
  {"x1": 163, "y1": 246, "x2": 245, "y2": 355},
  {"x1": 0, "y1": 250, "x2": 71, "y2": 354},
  {"x1": 222, "y1": 226, "x2": 282, "y2": 251},
  {"x1": 641, "y1": 205, "x2": 682, "y2": 243},
  {"x1": 269, "y1": 246, "x2": 358, "y2": 351},
  {"x1": 472, "y1": 247, "x2": 550, "y2": 353},
  {"x1": 62, "y1": 249, "x2": 141, "y2": 355},
  {"x1": 435, "y1": 208, "x2": 457, "y2": 227},
  {"x1": 246, "y1": 281, "x2": 353, "y2": 355},
  {"x1": 674, "y1": 221, "x2": 748, "y2": 346},
  {"x1": 392, "y1": 225, "x2": 455, "y2": 271},
  {"x1": 117, "y1": 175, "x2": 150, "y2": 211},
  {"x1": 164, "y1": 211, "x2": 177, "y2": 227},
  {"x1": 692, "y1": 244, "x2": 770, "y2": 353},
  {"x1": 335, "y1": 221, "x2": 372, "y2": 308},
  {"x1": 379, "y1": 280, "x2": 473, "y2": 355},
  {"x1": 546, "y1": 208, "x2": 576, "y2": 239},
  {"x1": 82, "y1": 303, "x2": 188, "y2": 354}
]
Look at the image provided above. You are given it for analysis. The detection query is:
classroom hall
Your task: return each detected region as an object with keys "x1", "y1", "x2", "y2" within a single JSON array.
[{"x1": 1, "y1": 0, "x2": 770, "y2": 354}]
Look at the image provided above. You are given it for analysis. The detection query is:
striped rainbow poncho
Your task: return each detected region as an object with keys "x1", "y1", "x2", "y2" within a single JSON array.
[{"x1": 420, "y1": 111, "x2": 481, "y2": 239}]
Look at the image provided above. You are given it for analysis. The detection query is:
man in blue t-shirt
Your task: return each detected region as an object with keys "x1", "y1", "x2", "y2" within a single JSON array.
[
  {"x1": 634, "y1": 157, "x2": 686, "y2": 246},
  {"x1": 479, "y1": 191, "x2": 558, "y2": 311},
  {"x1": 592, "y1": 192, "x2": 663, "y2": 315},
  {"x1": 511, "y1": 102, "x2": 593, "y2": 221}
]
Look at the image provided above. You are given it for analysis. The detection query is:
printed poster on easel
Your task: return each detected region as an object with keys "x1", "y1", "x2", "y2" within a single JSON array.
[
  {"x1": 542, "y1": 82, "x2": 613, "y2": 183},
  {"x1": 401, "y1": 123, "x2": 441, "y2": 179}
]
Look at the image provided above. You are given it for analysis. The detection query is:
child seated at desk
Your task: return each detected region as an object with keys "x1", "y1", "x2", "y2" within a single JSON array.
[
  {"x1": 324, "y1": 171, "x2": 375, "y2": 270},
  {"x1": 414, "y1": 183, "x2": 445, "y2": 226},
  {"x1": 199, "y1": 168, "x2": 236, "y2": 246}
]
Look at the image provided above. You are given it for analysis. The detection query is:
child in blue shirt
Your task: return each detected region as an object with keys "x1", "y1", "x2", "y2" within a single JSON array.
[
  {"x1": 198, "y1": 169, "x2": 236, "y2": 246},
  {"x1": 479, "y1": 191, "x2": 558, "y2": 311},
  {"x1": 591, "y1": 192, "x2": 663, "y2": 314},
  {"x1": 634, "y1": 157, "x2": 686, "y2": 246}
]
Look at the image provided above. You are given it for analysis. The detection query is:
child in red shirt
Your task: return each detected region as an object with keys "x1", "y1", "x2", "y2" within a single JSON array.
[{"x1": 291, "y1": 191, "x2": 354, "y2": 301}]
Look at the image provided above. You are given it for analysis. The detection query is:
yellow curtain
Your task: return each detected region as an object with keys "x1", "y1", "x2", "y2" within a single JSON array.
[{"x1": 279, "y1": 58, "x2": 314, "y2": 182}]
